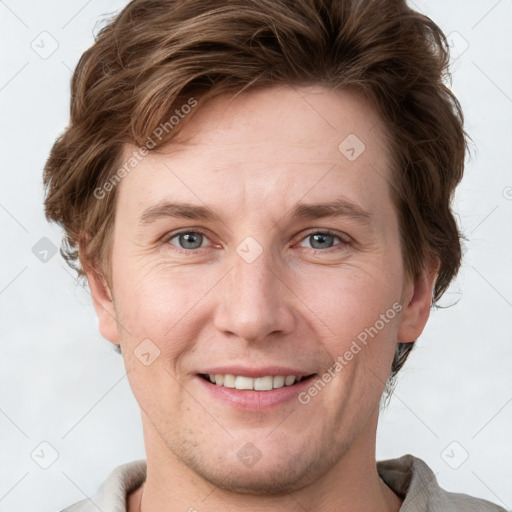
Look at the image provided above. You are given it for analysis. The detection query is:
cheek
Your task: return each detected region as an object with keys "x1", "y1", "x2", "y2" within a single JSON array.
[
  {"x1": 303, "y1": 270, "x2": 401, "y2": 418},
  {"x1": 111, "y1": 255, "x2": 227, "y2": 391},
  {"x1": 297, "y1": 259, "x2": 402, "y2": 339},
  {"x1": 113, "y1": 253, "x2": 216, "y2": 334},
  {"x1": 111, "y1": 262, "x2": 199, "y2": 414},
  {"x1": 295, "y1": 262, "x2": 403, "y2": 403}
]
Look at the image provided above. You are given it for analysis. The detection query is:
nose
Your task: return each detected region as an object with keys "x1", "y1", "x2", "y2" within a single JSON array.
[{"x1": 213, "y1": 247, "x2": 296, "y2": 344}]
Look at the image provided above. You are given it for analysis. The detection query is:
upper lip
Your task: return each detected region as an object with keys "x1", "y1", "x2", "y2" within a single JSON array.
[{"x1": 196, "y1": 366, "x2": 316, "y2": 378}]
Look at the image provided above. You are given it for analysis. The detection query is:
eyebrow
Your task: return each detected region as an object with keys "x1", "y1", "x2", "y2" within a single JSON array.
[
  {"x1": 138, "y1": 198, "x2": 373, "y2": 226},
  {"x1": 138, "y1": 202, "x2": 219, "y2": 225},
  {"x1": 292, "y1": 199, "x2": 373, "y2": 224}
]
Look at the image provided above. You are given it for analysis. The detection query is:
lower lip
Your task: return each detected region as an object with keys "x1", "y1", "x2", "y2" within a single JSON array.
[{"x1": 195, "y1": 374, "x2": 317, "y2": 410}]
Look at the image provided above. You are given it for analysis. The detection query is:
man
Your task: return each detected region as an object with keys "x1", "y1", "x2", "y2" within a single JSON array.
[{"x1": 43, "y1": 0, "x2": 506, "y2": 510}]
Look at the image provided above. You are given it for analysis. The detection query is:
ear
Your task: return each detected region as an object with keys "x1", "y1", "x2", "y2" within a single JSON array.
[
  {"x1": 397, "y1": 257, "x2": 439, "y2": 343},
  {"x1": 79, "y1": 248, "x2": 120, "y2": 346}
]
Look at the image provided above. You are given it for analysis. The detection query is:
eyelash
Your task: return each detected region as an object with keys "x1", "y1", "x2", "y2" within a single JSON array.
[{"x1": 163, "y1": 228, "x2": 351, "y2": 254}]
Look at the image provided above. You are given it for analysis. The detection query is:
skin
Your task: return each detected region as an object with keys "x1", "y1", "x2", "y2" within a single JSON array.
[{"x1": 83, "y1": 84, "x2": 438, "y2": 512}]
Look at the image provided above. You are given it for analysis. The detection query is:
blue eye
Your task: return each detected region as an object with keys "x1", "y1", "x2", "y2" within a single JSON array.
[
  {"x1": 308, "y1": 233, "x2": 336, "y2": 249},
  {"x1": 298, "y1": 230, "x2": 347, "y2": 251},
  {"x1": 164, "y1": 229, "x2": 349, "y2": 254},
  {"x1": 169, "y1": 231, "x2": 206, "y2": 250}
]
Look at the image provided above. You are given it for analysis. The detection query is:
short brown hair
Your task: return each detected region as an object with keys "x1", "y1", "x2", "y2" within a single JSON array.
[{"x1": 43, "y1": 0, "x2": 468, "y2": 384}]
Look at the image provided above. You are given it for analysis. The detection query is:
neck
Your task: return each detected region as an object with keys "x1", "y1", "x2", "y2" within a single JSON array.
[{"x1": 129, "y1": 409, "x2": 402, "y2": 512}]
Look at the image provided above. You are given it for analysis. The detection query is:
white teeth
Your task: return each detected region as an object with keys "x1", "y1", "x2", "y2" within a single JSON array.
[
  {"x1": 204, "y1": 373, "x2": 308, "y2": 391},
  {"x1": 223, "y1": 374, "x2": 236, "y2": 388},
  {"x1": 254, "y1": 376, "x2": 273, "y2": 391},
  {"x1": 235, "y1": 376, "x2": 254, "y2": 390},
  {"x1": 273, "y1": 375, "x2": 285, "y2": 388},
  {"x1": 284, "y1": 375, "x2": 296, "y2": 386}
]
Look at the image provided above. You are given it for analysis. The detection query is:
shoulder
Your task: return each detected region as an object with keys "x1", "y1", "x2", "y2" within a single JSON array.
[
  {"x1": 59, "y1": 460, "x2": 146, "y2": 512},
  {"x1": 377, "y1": 454, "x2": 508, "y2": 512}
]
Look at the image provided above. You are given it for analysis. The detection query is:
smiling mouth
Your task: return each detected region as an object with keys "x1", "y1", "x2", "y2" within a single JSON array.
[{"x1": 198, "y1": 373, "x2": 317, "y2": 391}]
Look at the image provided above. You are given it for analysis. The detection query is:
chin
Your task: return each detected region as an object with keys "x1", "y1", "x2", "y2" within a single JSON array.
[
  {"x1": 178, "y1": 444, "x2": 338, "y2": 496},
  {"x1": 198, "y1": 464, "x2": 314, "y2": 495}
]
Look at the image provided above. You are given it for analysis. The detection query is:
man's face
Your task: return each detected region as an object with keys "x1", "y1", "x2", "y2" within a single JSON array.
[{"x1": 91, "y1": 85, "x2": 430, "y2": 493}]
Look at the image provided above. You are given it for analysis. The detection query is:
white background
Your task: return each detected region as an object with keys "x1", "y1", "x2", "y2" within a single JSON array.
[{"x1": 1, "y1": 1, "x2": 511, "y2": 511}]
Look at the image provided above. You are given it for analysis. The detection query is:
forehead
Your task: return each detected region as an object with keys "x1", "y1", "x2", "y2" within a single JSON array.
[
  {"x1": 161, "y1": 85, "x2": 387, "y2": 161},
  {"x1": 116, "y1": 85, "x2": 392, "y2": 223}
]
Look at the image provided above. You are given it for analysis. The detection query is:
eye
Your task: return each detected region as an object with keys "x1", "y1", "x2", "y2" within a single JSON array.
[
  {"x1": 167, "y1": 230, "x2": 209, "y2": 250},
  {"x1": 297, "y1": 230, "x2": 349, "y2": 251}
]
